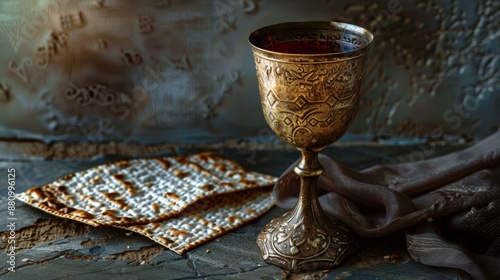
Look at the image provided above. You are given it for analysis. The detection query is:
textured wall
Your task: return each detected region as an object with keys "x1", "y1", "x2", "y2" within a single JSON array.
[{"x1": 0, "y1": 0, "x2": 498, "y2": 144}]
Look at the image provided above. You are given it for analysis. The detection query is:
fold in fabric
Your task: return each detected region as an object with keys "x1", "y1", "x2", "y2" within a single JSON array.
[
  {"x1": 274, "y1": 130, "x2": 500, "y2": 279},
  {"x1": 406, "y1": 223, "x2": 500, "y2": 280}
]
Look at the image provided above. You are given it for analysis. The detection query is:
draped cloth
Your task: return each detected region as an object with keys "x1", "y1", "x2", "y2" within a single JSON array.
[{"x1": 274, "y1": 130, "x2": 500, "y2": 279}]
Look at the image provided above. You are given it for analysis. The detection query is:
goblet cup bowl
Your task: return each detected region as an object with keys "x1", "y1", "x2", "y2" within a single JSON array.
[{"x1": 249, "y1": 21, "x2": 373, "y2": 272}]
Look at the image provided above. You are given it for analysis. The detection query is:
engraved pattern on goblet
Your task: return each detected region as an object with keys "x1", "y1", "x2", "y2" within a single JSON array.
[
  {"x1": 255, "y1": 56, "x2": 366, "y2": 149},
  {"x1": 250, "y1": 21, "x2": 373, "y2": 272}
]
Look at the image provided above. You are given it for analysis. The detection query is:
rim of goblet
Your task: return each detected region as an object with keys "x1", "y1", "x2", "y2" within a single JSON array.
[{"x1": 248, "y1": 21, "x2": 374, "y2": 57}]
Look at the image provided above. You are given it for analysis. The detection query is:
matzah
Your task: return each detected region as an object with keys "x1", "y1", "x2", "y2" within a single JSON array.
[
  {"x1": 17, "y1": 152, "x2": 276, "y2": 227},
  {"x1": 17, "y1": 152, "x2": 277, "y2": 254},
  {"x1": 120, "y1": 187, "x2": 274, "y2": 254}
]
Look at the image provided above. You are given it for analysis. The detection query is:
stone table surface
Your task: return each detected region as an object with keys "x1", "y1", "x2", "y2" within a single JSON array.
[{"x1": 0, "y1": 145, "x2": 473, "y2": 279}]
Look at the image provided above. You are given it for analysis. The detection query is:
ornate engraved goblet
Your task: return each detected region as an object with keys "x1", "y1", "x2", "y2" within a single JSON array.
[{"x1": 249, "y1": 21, "x2": 373, "y2": 272}]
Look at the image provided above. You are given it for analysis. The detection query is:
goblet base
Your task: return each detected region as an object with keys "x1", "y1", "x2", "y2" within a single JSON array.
[{"x1": 257, "y1": 199, "x2": 357, "y2": 272}]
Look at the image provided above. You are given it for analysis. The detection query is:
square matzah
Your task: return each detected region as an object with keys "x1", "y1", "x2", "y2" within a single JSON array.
[
  {"x1": 119, "y1": 187, "x2": 274, "y2": 254},
  {"x1": 17, "y1": 152, "x2": 277, "y2": 254}
]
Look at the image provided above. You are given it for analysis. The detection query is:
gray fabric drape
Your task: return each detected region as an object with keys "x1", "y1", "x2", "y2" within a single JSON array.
[{"x1": 274, "y1": 131, "x2": 500, "y2": 279}]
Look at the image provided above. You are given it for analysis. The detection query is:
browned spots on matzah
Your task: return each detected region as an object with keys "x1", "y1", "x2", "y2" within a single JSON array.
[
  {"x1": 227, "y1": 215, "x2": 241, "y2": 223},
  {"x1": 119, "y1": 217, "x2": 136, "y2": 223},
  {"x1": 129, "y1": 224, "x2": 144, "y2": 231},
  {"x1": 198, "y1": 217, "x2": 209, "y2": 225},
  {"x1": 59, "y1": 206, "x2": 77, "y2": 214},
  {"x1": 102, "y1": 192, "x2": 129, "y2": 209},
  {"x1": 150, "y1": 203, "x2": 161, "y2": 212},
  {"x1": 57, "y1": 185, "x2": 68, "y2": 194},
  {"x1": 116, "y1": 160, "x2": 130, "y2": 168},
  {"x1": 43, "y1": 190, "x2": 56, "y2": 200},
  {"x1": 102, "y1": 191, "x2": 120, "y2": 200},
  {"x1": 159, "y1": 237, "x2": 174, "y2": 244},
  {"x1": 156, "y1": 158, "x2": 171, "y2": 169},
  {"x1": 240, "y1": 179, "x2": 257, "y2": 187},
  {"x1": 113, "y1": 174, "x2": 136, "y2": 195},
  {"x1": 114, "y1": 198, "x2": 129, "y2": 209},
  {"x1": 60, "y1": 173, "x2": 75, "y2": 181},
  {"x1": 195, "y1": 151, "x2": 223, "y2": 162},
  {"x1": 40, "y1": 199, "x2": 66, "y2": 211},
  {"x1": 164, "y1": 192, "x2": 180, "y2": 201},
  {"x1": 220, "y1": 182, "x2": 234, "y2": 188},
  {"x1": 40, "y1": 199, "x2": 93, "y2": 219},
  {"x1": 200, "y1": 184, "x2": 215, "y2": 192},
  {"x1": 174, "y1": 155, "x2": 189, "y2": 164},
  {"x1": 123, "y1": 182, "x2": 136, "y2": 195},
  {"x1": 102, "y1": 210, "x2": 135, "y2": 223},
  {"x1": 26, "y1": 187, "x2": 47, "y2": 200},
  {"x1": 194, "y1": 152, "x2": 212, "y2": 162},
  {"x1": 173, "y1": 170, "x2": 190, "y2": 179},
  {"x1": 168, "y1": 228, "x2": 190, "y2": 238},
  {"x1": 90, "y1": 176, "x2": 101, "y2": 184},
  {"x1": 45, "y1": 185, "x2": 60, "y2": 193},
  {"x1": 149, "y1": 223, "x2": 161, "y2": 230},
  {"x1": 102, "y1": 209, "x2": 117, "y2": 217},
  {"x1": 244, "y1": 208, "x2": 257, "y2": 215},
  {"x1": 212, "y1": 163, "x2": 227, "y2": 172},
  {"x1": 71, "y1": 210, "x2": 95, "y2": 219},
  {"x1": 187, "y1": 161, "x2": 217, "y2": 178},
  {"x1": 186, "y1": 161, "x2": 204, "y2": 172},
  {"x1": 214, "y1": 226, "x2": 225, "y2": 233},
  {"x1": 66, "y1": 195, "x2": 76, "y2": 204},
  {"x1": 81, "y1": 194, "x2": 95, "y2": 202}
]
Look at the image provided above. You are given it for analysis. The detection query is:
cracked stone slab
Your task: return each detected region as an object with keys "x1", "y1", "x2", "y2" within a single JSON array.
[
  {"x1": 0, "y1": 196, "x2": 53, "y2": 230},
  {"x1": 0, "y1": 257, "x2": 196, "y2": 280}
]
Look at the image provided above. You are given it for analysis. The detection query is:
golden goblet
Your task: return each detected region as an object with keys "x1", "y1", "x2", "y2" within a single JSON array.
[{"x1": 249, "y1": 21, "x2": 373, "y2": 272}]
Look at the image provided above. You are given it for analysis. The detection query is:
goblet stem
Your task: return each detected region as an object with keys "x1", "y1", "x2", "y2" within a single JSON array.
[
  {"x1": 257, "y1": 148, "x2": 357, "y2": 272},
  {"x1": 294, "y1": 148, "x2": 323, "y2": 211}
]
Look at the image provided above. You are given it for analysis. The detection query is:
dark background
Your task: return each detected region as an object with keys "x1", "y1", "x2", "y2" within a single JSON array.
[{"x1": 0, "y1": 0, "x2": 498, "y2": 146}]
